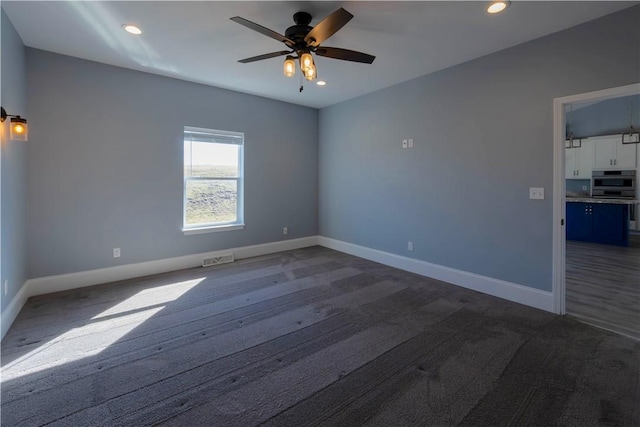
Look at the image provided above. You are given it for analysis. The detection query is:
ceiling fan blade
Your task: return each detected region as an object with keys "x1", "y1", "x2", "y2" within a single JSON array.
[
  {"x1": 304, "y1": 8, "x2": 353, "y2": 47},
  {"x1": 238, "y1": 50, "x2": 292, "y2": 64},
  {"x1": 230, "y1": 16, "x2": 295, "y2": 48},
  {"x1": 315, "y1": 47, "x2": 375, "y2": 64}
]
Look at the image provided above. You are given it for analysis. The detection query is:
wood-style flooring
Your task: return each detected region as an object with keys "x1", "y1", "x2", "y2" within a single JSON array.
[
  {"x1": 566, "y1": 234, "x2": 640, "y2": 340},
  {"x1": 2, "y1": 247, "x2": 639, "y2": 426}
]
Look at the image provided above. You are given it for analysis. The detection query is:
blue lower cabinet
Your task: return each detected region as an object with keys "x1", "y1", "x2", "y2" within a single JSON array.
[
  {"x1": 566, "y1": 202, "x2": 629, "y2": 247},
  {"x1": 567, "y1": 203, "x2": 592, "y2": 241}
]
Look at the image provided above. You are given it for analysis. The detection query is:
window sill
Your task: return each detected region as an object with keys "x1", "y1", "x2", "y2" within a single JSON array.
[{"x1": 183, "y1": 224, "x2": 245, "y2": 235}]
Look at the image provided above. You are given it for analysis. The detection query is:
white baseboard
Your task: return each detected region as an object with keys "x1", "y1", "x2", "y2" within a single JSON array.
[
  {"x1": 1, "y1": 282, "x2": 31, "y2": 341},
  {"x1": 1, "y1": 234, "x2": 554, "y2": 341},
  {"x1": 317, "y1": 236, "x2": 554, "y2": 313},
  {"x1": 0, "y1": 236, "x2": 318, "y2": 340}
]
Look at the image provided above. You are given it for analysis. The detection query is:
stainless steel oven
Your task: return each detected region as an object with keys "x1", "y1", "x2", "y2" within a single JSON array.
[{"x1": 591, "y1": 170, "x2": 636, "y2": 199}]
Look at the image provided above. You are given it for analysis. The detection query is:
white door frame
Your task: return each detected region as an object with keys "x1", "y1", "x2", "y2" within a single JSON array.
[{"x1": 552, "y1": 82, "x2": 640, "y2": 314}]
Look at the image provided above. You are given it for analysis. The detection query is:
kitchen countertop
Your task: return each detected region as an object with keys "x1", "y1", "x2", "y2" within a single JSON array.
[{"x1": 566, "y1": 197, "x2": 638, "y2": 205}]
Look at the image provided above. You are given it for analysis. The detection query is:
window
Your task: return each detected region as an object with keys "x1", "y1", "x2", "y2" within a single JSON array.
[{"x1": 183, "y1": 127, "x2": 244, "y2": 234}]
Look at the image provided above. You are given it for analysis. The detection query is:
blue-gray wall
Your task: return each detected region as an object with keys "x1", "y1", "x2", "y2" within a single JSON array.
[
  {"x1": 319, "y1": 6, "x2": 640, "y2": 292},
  {"x1": 1, "y1": 9, "x2": 28, "y2": 313},
  {"x1": 567, "y1": 95, "x2": 640, "y2": 138},
  {"x1": 26, "y1": 49, "x2": 318, "y2": 278}
]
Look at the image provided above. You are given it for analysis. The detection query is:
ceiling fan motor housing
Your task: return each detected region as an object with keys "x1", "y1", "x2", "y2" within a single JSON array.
[{"x1": 286, "y1": 12, "x2": 313, "y2": 50}]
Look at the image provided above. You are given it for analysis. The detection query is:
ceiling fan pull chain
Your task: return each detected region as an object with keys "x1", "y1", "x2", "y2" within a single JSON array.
[{"x1": 299, "y1": 69, "x2": 304, "y2": 92}]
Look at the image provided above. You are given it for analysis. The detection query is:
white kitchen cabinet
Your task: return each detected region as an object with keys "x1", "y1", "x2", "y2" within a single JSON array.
[
  {"x1": 565, "y1": 145, "x2": 577, "y2": 179},
  {"x1": 616, "y1": 141, "x2": 637, "y2": 169},
  {"x1": 565, "y1": 138, "x2": 594, "y2": 179},
  {"x1": 592, "y1": 134, "x2": 637, "y2": 170}
]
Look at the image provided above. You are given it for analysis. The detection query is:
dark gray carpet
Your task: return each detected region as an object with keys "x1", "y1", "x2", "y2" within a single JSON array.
[{"x1": 1, "y1": 246, "x2": 639, "y2": 426}]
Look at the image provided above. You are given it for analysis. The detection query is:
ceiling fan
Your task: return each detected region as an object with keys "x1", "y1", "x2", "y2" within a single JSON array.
[{"x1": 230, "y1": 8, "x2": 375, "y2": 91}]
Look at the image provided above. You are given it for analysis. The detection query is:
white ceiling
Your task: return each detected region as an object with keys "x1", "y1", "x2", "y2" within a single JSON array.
[{"x1": 3, "y1": 1, "x2": 636, "y2": 109}]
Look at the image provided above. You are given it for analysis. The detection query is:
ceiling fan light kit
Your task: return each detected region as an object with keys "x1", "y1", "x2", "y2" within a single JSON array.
[
  {"x1": 299, "y1": 52, "x2": 317, "y2": 81},
  {"x1": 283, "y1": 56, "x2": 296, "y2": 77},
  {"x1": 231, "y1": 7, "x2": 375, "y2": 92},
  {"x1": 300, "y1": 52, "x2": 313, "y2": 72},
  {"x1": 304, "y1": 63, "x2": 316, "y2": 81}
]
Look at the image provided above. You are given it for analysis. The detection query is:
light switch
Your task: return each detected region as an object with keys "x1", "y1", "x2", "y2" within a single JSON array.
[
  {"x1": 408, "y1": 138, "x2": 414, "y2": 148},
  {"x1": 402, "y1": 139, "x2": 408, "y2": 148},
  {"x1": 529, "y1": 187, "x2": 544, "y2": 200}
]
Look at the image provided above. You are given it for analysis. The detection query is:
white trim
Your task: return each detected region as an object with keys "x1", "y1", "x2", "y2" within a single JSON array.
[
  {"x1": 552, "y1": 96, "x2": 567, "y2": 315},
  {"x1": 552, "y1": 83, "x2": 640, "y2": 315},
  {"x1": 1, "y1": 228, "x2": 568, "y2": 341},
  {"x1": 183, "y1": 125, "x2": 245, "y2": 234},
  {"x1": 183, "y1": 223, "x2": 245, "y2": 235},
  {"x1": 317, "y1": 236, "x2": 554, "y2": 313},
  {"x1": 1, "y1": 281, "x2": 29, "y2": 340},
  {"x1": 0, "y1": 236, "x2": 317, "y2": 340}
]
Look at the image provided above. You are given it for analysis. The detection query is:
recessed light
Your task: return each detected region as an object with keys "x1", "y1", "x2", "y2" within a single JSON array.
[
  {"x1": 487, "y1": 1, "x2": 510, "y2": 14},
  {"x1": 122, "y1": 24, "x2": 142, "y2": 35},
  {"x1": 316, "y1": 80, "x2": 327, "y2": 86}
]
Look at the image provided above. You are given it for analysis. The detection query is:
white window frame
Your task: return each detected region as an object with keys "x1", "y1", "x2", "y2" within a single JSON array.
[{"x1": 182, "y1": 126, "x2": 245, "y2": 235}]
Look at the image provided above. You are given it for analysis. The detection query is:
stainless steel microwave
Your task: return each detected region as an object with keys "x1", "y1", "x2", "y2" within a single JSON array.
[{"x1": 592, "y1": 170, "x2": 636, "y2": 199}]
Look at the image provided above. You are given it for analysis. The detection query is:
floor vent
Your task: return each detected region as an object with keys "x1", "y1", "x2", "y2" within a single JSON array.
[{"x1": 202, "y1": 254, "x2": 235, "y2": 267}]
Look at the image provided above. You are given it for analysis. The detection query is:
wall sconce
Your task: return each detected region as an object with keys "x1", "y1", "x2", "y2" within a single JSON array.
[{"x1": 1, "y1": 107, "x2": 28, "y2": 141}]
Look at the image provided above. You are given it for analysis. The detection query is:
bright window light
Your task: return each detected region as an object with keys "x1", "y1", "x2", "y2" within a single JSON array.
[{"x1": 1, "y1": 278, "x2": 204, "y2": 380}]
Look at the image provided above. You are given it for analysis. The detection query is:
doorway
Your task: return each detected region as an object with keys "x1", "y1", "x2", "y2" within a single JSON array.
[{"x1": 552, "y1": 83, "x2": 640, "y2": 337}]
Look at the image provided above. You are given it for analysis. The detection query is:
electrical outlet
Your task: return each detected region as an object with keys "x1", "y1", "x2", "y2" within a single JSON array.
[
  {"x1": 3, "y1": 280, "x2": 8, "y2": 296},
  {"x1": 408, "y1": 241, "x2": 414, "y2": 251},
  {"x1": 408, "y1": 138, "x2": 414, "y2": 148},
  {"x1": 529, "y1": 187, "x2": 544, "y2": 200},
  {"x1": 113, "y1": 248, "x2": 121, "y2": 258},
  {"x1": 283, "y1": 227, "x2": 288, "y2": 235}
]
